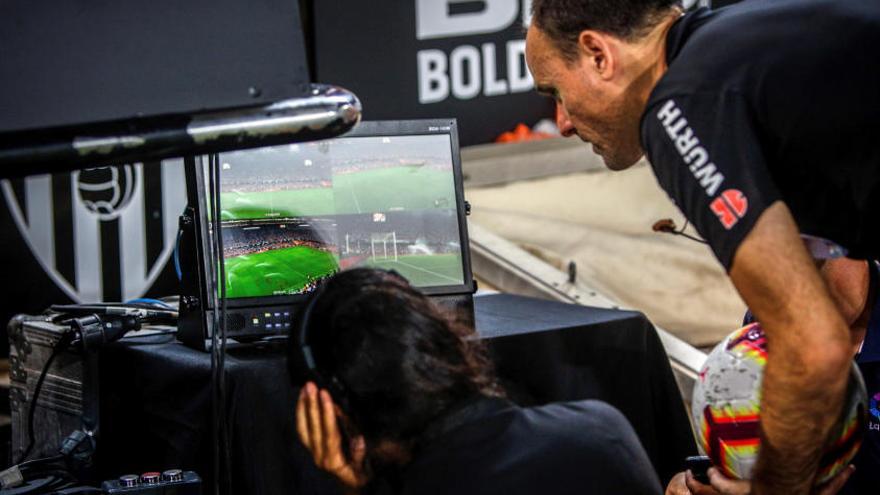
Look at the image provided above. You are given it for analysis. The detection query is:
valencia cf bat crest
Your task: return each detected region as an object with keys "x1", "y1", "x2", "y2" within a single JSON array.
[{"x1": 1, "y1": 161, "x2": 187, "y2": 303}]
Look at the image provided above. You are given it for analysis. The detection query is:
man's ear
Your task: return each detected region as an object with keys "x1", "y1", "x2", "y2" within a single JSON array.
[{"x1": 577, "y1": 30, "x2": 616, "y2": 81}]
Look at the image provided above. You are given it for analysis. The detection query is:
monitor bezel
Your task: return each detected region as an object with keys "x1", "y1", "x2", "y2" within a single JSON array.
[{"x1": 188, "y1": 118, "x2": 475, "y2": 309}]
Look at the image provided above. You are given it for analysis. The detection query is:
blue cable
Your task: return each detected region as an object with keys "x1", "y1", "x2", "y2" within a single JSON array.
[{"x1": 173, "y1": 229, "x2": 183, "y2": 281}]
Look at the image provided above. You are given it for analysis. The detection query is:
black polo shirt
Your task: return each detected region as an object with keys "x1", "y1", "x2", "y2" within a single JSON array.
[
  {"x1": 372, "y1": 397, "x2": 662, "y2": 495},
  {"x1": 640, "y1": 0, "x2": 880, "y2": 270}
]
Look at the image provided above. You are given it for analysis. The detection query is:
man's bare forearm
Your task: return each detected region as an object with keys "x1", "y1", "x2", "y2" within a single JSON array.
[
  {"x1": 752, "y1": 325, "x2": 849, "y2": 493},
  {"x1": 729, "y1": 203, "x2": 851, "y2": 494}
]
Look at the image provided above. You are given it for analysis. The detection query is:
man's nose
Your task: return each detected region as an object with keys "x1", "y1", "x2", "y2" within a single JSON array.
[{"x1": 555, "y1": 103, "x2": 576, "y2": 137}]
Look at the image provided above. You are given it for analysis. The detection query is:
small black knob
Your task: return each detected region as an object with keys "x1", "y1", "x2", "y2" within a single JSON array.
[
  {"x1": 162, "y1": 469, "x2": 184, "y2": 482},
  {"x1": 118, "y1": 474, "x2": 139, "y2": 487},
  {"x1": 464, "y1": 201, "x2": 472, "y2": 216},
  {"x1": 140, "y1": 472, "x2": 160, "y2": 485}
]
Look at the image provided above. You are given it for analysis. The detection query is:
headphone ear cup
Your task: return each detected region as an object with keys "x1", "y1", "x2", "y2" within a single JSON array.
[
  {"x1": 300, "y1": 337, "x2": 351, "y2": 415},
  {"x1": 328, "y1": 376, "x2": 351, "y2": 414},
  {"x1": 296, "y1": 283, "x2": 353, "y2": 421}
]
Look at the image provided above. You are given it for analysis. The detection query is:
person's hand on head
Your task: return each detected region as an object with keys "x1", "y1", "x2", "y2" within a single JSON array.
[{"x1": 296, "y1": 381, "x2": 367, "y2": 493}]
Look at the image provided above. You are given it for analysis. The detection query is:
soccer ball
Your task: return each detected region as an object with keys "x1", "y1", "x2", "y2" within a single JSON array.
[
  {"x1": 692, "y1": 323, "x2": 867, "y2": 484},
  {"x1": 77, "y1": 165, "x2": 137, "y2": 220}
]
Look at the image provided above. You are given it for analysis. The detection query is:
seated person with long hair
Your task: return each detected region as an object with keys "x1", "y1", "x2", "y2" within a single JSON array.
[{"x1": 288, "y1": 268, "x2": 662, "y2": 494}]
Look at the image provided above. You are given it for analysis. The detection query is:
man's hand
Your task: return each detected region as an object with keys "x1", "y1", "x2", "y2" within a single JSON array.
[
  {"x1": 666, "y1": 471, "x2": 718, "y2": 495},
  {"x1": 296, "y1": 381, "x2": 367, "y2": 493},
  {"x1": 665, "y1": 469, "x2": 743, "y2": 495},
  {"x1": 728, "y1": 203, "x2": 852, "y2": 494},
  {"x1": 665, "y1": 466, "x2": 855, "y2": 495}
]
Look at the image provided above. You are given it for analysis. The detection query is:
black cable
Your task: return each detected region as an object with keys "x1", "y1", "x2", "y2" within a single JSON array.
[
  {"x1": 44, "y1": 478, "x2": 78, "y2": 494},
  {"x1": 121, "y1": 330, "x2": 177, "y2": 339},
  {"x1": 207, "y1": 154, "x2": 221, "y2": 495},
  {"x1": 18, "y1": 463, "x2": 67, "y2": 479},
  {"x1": 20, "y1": 469, "x2": 74, "y2": 482},
  {"x1": 118, "y1": 331, "x2": 178, "y2": 347},
  {"x1": 652, "y1": 218, "x2": 708, "y2": 244},
  {"x1": 5, "y1": 464, "x2": 78, "y2": 494},
  {"x1": 208, "y1": 153, "x2": 233, "y2": 494},
  {"x1": 17, "y1": 331, "x2": 75, "y2": 464},
  {"x1": 213, "y1": 153, "x2": 233, "y2": 493},
  {"x1": 216, "y1": 162, "x2": 233, "y2": 494},
  {"x1": 49, "y1": 487, "x2": 104, "y2": 495},
  {"x1": 17, "y1": 454, "x2": 65, "y2": 471},
  {"x1": 675, "y1": 219, "x2": 709, "y2": 244},
  {"x1": 49, "y1": 303, "x2": 178, "y2": 317}
]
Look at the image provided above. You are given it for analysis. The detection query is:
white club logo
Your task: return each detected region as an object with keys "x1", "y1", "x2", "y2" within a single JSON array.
[
  {"x1": 76, "y1": 165, "x2": 138, "y2": 220},
  {"x1": 1, "y1": 161, "x2": 187, "y2": 302}
]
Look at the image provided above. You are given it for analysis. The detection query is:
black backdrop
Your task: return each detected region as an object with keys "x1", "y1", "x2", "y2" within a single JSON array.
[
  {"x1": 1, "y1": 0, "x2": 743, "y2": 356},
  {"x1": 0, "y1": 0, "x2": 310, "y2": 135}
]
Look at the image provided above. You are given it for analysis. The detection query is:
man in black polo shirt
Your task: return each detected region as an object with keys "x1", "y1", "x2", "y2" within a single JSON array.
[{"x1": 525, "y1": 0, "x2": 880, "y2": 493}]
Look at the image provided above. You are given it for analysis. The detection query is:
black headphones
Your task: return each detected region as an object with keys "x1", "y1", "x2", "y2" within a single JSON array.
[
  {"x1": 295, "y1": 281, "x2": 352, "y2": 414},
  {"x1": 295, "y1": 269, "x2": 411, "y2": 416}
]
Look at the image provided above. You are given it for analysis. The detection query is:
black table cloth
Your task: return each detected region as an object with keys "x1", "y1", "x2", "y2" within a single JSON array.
[
  {"x1": 96, "y1": 293, "x2": 696, "y2": 493},
  {"x1": 476, "y1": 294, "x2": 696, "y2": 486}
]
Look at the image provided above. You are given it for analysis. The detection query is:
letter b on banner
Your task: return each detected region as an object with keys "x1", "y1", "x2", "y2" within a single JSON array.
[
  {"x1": 418, "y1": 50, "x2": 449, "y2": 103},
  {"x1": 416, "y1": 0, "x2": 519, "y2": 40},
  {"x1": 314, "y1": 0, "x2": 554, "y2": 145}
]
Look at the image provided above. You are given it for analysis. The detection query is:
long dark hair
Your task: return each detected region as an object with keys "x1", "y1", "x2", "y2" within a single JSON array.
[{"x1": 287, "y1": 268, "x2": 499, "y2": 455}]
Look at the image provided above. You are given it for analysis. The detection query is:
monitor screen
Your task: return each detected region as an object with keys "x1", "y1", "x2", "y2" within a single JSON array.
[{"x1": 204, "y1": 126, "x2": 468, "y2": 300}]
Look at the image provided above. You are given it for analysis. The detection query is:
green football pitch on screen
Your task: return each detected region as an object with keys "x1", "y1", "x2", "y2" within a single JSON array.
[{"x1": 219, "y1": 165, "x2": 456, "y2": 220}]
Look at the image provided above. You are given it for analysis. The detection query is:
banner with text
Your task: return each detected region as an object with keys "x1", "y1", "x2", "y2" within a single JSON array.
[{"x1": 313, "y1": 0, "x2": 554, "y2": 146}]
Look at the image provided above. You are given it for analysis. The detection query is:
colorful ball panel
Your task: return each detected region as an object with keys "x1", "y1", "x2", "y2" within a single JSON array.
[{"x1": 692, "y1": 323, "x2": 867, "y2": 483}]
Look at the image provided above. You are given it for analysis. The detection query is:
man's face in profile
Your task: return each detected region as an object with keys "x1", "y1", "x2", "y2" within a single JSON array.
[{"x1": 525, "y1": 25, "x2": 646, "y2": 171}]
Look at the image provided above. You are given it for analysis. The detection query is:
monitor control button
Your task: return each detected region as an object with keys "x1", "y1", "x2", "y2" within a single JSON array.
[
  {"x1": 161, "y1": 469, "x2": 184, "y2": 482},
  {"x1": 140, "y1": 472, "x2": 161, "y2": 484},
  {"x1": 118, "y1": 474, "x2": 139, "y2": 487}
]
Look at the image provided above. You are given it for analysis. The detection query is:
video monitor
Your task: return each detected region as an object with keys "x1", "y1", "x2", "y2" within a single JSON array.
[{"x1": 196, "y1": 120, "x2": 472, "y2": 305}]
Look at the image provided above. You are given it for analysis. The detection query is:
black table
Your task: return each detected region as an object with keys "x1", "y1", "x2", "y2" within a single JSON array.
[{"x1": 97, "y1": 294, "x2": 695, "y2": 493}]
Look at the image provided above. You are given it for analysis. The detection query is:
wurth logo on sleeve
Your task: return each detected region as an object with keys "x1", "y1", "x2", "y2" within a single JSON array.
[
  {"x1": 657, "y1": 100, "x2": 749, "y2": 229},
  {"x1": 710, "y1": 189, "x2": 749, "y2": 229},
  {"x1": 657, "y1": 100, "x2": 724, "y2": 196}
]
